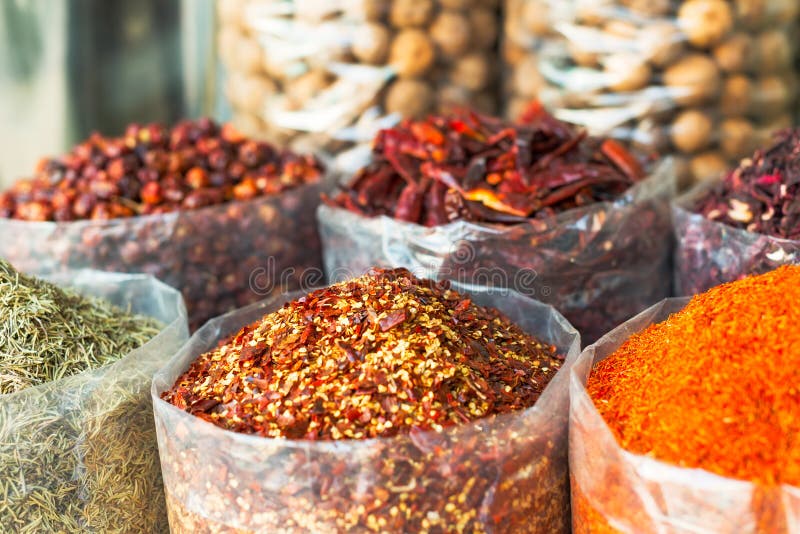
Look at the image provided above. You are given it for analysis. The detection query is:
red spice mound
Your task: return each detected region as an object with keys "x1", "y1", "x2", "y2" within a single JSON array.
[
  {"x1": 588, "y1": 265, "x2": 800, "y2": 486},
  {"x1": 164, "y1": 267, "x2": 563, "y2": 440},
  {"x1": 694, "y1": 128, "x2": 800, "y2": 239},
  {"x1": 325, "y1": 101, "x2": 648, "y2": 226},
  {"x1": 0, "y1": 118, "x2": 322, "y2": 222}
]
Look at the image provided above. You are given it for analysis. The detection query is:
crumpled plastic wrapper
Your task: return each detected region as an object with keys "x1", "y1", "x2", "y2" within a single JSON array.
[
  {"x1": 0, "y1": 271, "x2": 189, "y2": 533},
  {"x1": 0, "y1": 183, "x2": 324, "y2": 330},
  {"x1": 674, "y1": 182, "x2": 800, "y2": 296},
  {"x1": 570, "y1": 297, "x2": 800, "y2": 534},
  {"x1": 153, "y1": 283, "x2": 581, "y2": 533},
  {"x1": 319, "y1": 159, "x2": 675, "y2": 344}
]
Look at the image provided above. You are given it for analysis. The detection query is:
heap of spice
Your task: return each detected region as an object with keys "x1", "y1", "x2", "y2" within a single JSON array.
[
  {"x1": 165, "y1": 267, "x2": 562, "y2": 439},
  {"x1": 0, "y1": 259, "x2": 160, "y2": 392},
  {"x1": 0, "y1": 259, "x2": 168, "y2": 532},
  {"x1": 161, "y1": 267, "x2": 570, "y2": 532},
  {"x1": 0, "y1": 118, "x2": 321, "y2": 221},
  {"x1": 584, "y1": 265, "x2": 800, "y2": 528},
  {"x1": 325, "y1": 101, "x2": 647, "y2": 226},
  {"x1": 693, "y1": 128, "x2": 800, "y2": 239},
  {"x1": 0, "y1": 118, "x2": 324, "y2": 330}
]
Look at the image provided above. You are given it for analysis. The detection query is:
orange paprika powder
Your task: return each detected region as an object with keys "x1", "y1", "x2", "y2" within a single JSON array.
[{"x1": 577, "y1": 265, "x2": 800, "y2": 533}]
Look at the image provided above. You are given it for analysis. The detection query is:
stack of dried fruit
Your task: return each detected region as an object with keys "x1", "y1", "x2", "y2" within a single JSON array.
[
  {"x1": 572, "y1": 266, "x2": 800, "y2": 532},
  {"x1": 157, "y1": 267, "x2": 575, "y2": 533},
  {"x1": 675, "y1": 128, "x2": 800, "y2": 295},
  {"x1": 0, "y1": 118, "x2": 324, "y2": 329},
  {"x1": 320, "y1": 102, "x2": 673, "y2": 342}
]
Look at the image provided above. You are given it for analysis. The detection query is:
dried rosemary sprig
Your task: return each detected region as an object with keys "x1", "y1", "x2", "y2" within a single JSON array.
[
  {"x1": 0, "y1": 259, "x2": 168, "y2": 533},
  {"x1": 0, "y1": 258, "x2": 160, "y2": 393}
]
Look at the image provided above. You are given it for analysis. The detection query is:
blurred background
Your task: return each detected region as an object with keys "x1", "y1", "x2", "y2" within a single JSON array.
[{"x1": 0, "y1": 0, "x2": 215, "y2": 187}]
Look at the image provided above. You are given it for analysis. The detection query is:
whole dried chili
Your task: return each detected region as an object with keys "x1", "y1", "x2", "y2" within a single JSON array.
[
  {"x1": 0, "y1": 119, "x2": 324, "y2": 329},
  {"x1": 325, "y1": 100, "x2": 647, "y2": 226},
  {"x1": 319, "y1": 102, "x2": 672, "y2": 343},
  {"x1": 158, "y1": 267, "x2": 574, "y2": 533},
  {"x1": 676, "y1": 129, "x2": 800, "y2": 296},
  {"x1": 577, "y1": 265, "x2": 800, "y2": 533}
]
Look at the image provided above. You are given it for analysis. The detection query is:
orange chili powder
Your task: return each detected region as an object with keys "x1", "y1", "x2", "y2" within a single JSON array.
[{"x1": 588, "y1": 265, "x2": 800, "y2": 486}]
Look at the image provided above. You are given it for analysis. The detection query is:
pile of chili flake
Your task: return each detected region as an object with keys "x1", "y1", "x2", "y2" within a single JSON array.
[
  {"x1": 589, "y1": 265, "x2": 800, "y2": 486},
  {"x1": 164, "y1": 268, "x2": 563, "y2": 440},
  {"x1": 325, "y1": 101, "x2": 648, "y2": 226},
  {"x1": 694, "y1": 128, "x2": 800, "y2": 239}
]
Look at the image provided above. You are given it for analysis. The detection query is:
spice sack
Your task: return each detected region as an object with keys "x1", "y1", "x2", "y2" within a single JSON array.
[
  {"x1": 153, "y1": 272, "x2": 581, "y2": 533},
  {"x1": 0, "y1": 269, "x2": 188, "y2": 533}
]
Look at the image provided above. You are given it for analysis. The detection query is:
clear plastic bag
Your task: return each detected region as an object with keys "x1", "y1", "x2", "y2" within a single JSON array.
[
  {"x1": 0, "y1": 183, "x2": 323, "y2": 330},
  {"x1": 152, "y1": 283, "x2": 581, "y2": 533},
  {"x1": 319, "y1": 159, "x2": 675, "y2": 343},
  {"x1": 503, "y1": 0, "x2": 800, "y2": 187},
  {"x1": 673, "y1": 182, "x2": 800, "y2": 296},
  {"x1": 570, "y1": 297, "x2": 800, "y2": 533},
  {"x1": 0, "y1": 270, "x2": 189, "y2": 533},
  {"x1": 216, "y1": 0, "x2": 500, "y2": 156}
]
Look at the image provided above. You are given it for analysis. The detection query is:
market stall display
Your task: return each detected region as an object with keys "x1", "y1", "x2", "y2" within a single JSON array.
[
  {"x1": 0, "y1": 118, "x2": 324, "y2": 329},
  {"x1": 571, "y1": 266, "x2": 800, "y2": 533},
  {"x1": 216, "y1": 0, "x2": 500, "y2": 152},
  {"x1": 504, "y1": 0, "x2": 800, "y2": 187},
  {"x1": 675, "y1": 127, "x2": 800, "y2": 295},
  {"x1": 0, "y1": 261, "x2": 188, "y2": 533},
  {"x1": 154, "y1": 267, "x2": 581, "y2": 533},
  {"x1": 320, "y1": 103, "x2": 674, "y2": 342}
]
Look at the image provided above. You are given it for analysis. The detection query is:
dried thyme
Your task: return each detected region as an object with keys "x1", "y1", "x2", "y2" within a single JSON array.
[
  {"x1": 0, "y1": 259, "x2": 169, "y2": 533},
  {"x1": 0, "y1": 258, "x2": 160, "y2": 392}
]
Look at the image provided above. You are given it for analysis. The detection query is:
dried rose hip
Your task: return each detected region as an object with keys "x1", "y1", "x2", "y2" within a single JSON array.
[{"x1": 0, "y1": 119, "x2": 324, "y2": 329}]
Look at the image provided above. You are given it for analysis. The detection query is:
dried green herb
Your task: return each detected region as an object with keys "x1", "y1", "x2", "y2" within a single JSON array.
[
  {"x1": 0, "y1": 259, "x2": 168, "y2": 533},
  {"x1": 0, "y1": 258, "x2": 161, "y2": 392}
]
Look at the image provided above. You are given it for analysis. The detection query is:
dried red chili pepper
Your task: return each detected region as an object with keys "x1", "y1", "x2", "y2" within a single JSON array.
[
  {"x1": 573, "y1": 266, "x2": 800, "y2": 533},
  {"x1": 325, "y1": 101, "x2": 647, "y2": 226},
  {"x1": 158, "y1": 268, "x2": 574, "y2": 533},
  {"x1": 0, "y1": 119, "x2": 324, "y2": 329},
  {"x1": 320, "y1": 103, "x2": 671, "y2": 343}
]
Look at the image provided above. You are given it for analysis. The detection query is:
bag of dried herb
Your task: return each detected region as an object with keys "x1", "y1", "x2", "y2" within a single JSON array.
[
  {"x1": 153, "y1": 267, "x2": 581, "y2": 533},
  {"x1": 571, "y1": 266, "x2": 800, "y2": 534},
  {"x1": 318, "y1": 102, "x2": 676, "y2": 343},
  {"x1": 675, "y1": 128, "x2": 800, "y2": 296},
  {"x1": 0, "y1": 118, "x2": 325, "y2": 330},
  {"x1": 0, "y1": 260, "x2": 188, "y2": 533}
]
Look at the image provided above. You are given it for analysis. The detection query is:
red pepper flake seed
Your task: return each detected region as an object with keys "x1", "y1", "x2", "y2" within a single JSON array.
[{"x1": 163, "y1": 267, "x2": 563, "y2": 441}]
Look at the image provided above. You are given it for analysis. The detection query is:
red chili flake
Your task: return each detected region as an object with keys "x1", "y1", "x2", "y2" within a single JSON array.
[{"x1": 162, "y1": 268, "x2": 563, "y2": 441}]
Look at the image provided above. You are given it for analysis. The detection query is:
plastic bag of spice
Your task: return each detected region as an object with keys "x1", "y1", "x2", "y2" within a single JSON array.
[
  {"x1": 673, "y1": 185, "x2": 800, "y2": 296},
  {"x1": 0, "y1": 119, "x2": 326, "y2": 330},
  {"x1": 0, "y1": 270, "x2": 188, "y2": 533},
  {"x1": 569, "y1": 295, "x2": 800, "y2": 533},
  {"x1": 216, "y1": 0, "x2": 501, "y2": 154},
  {"x1": 152, "y1": 281, "x2": 581, "y2": 534},
  {"x1": 319, "y1": 159, "x2": 675, "y2": 344},
  {"x1": 503, "y1": 0, "x2": 800, "y2": 188},
  {"x1": 673, "y1": 128, "x2": 800, "y2": 296}
]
